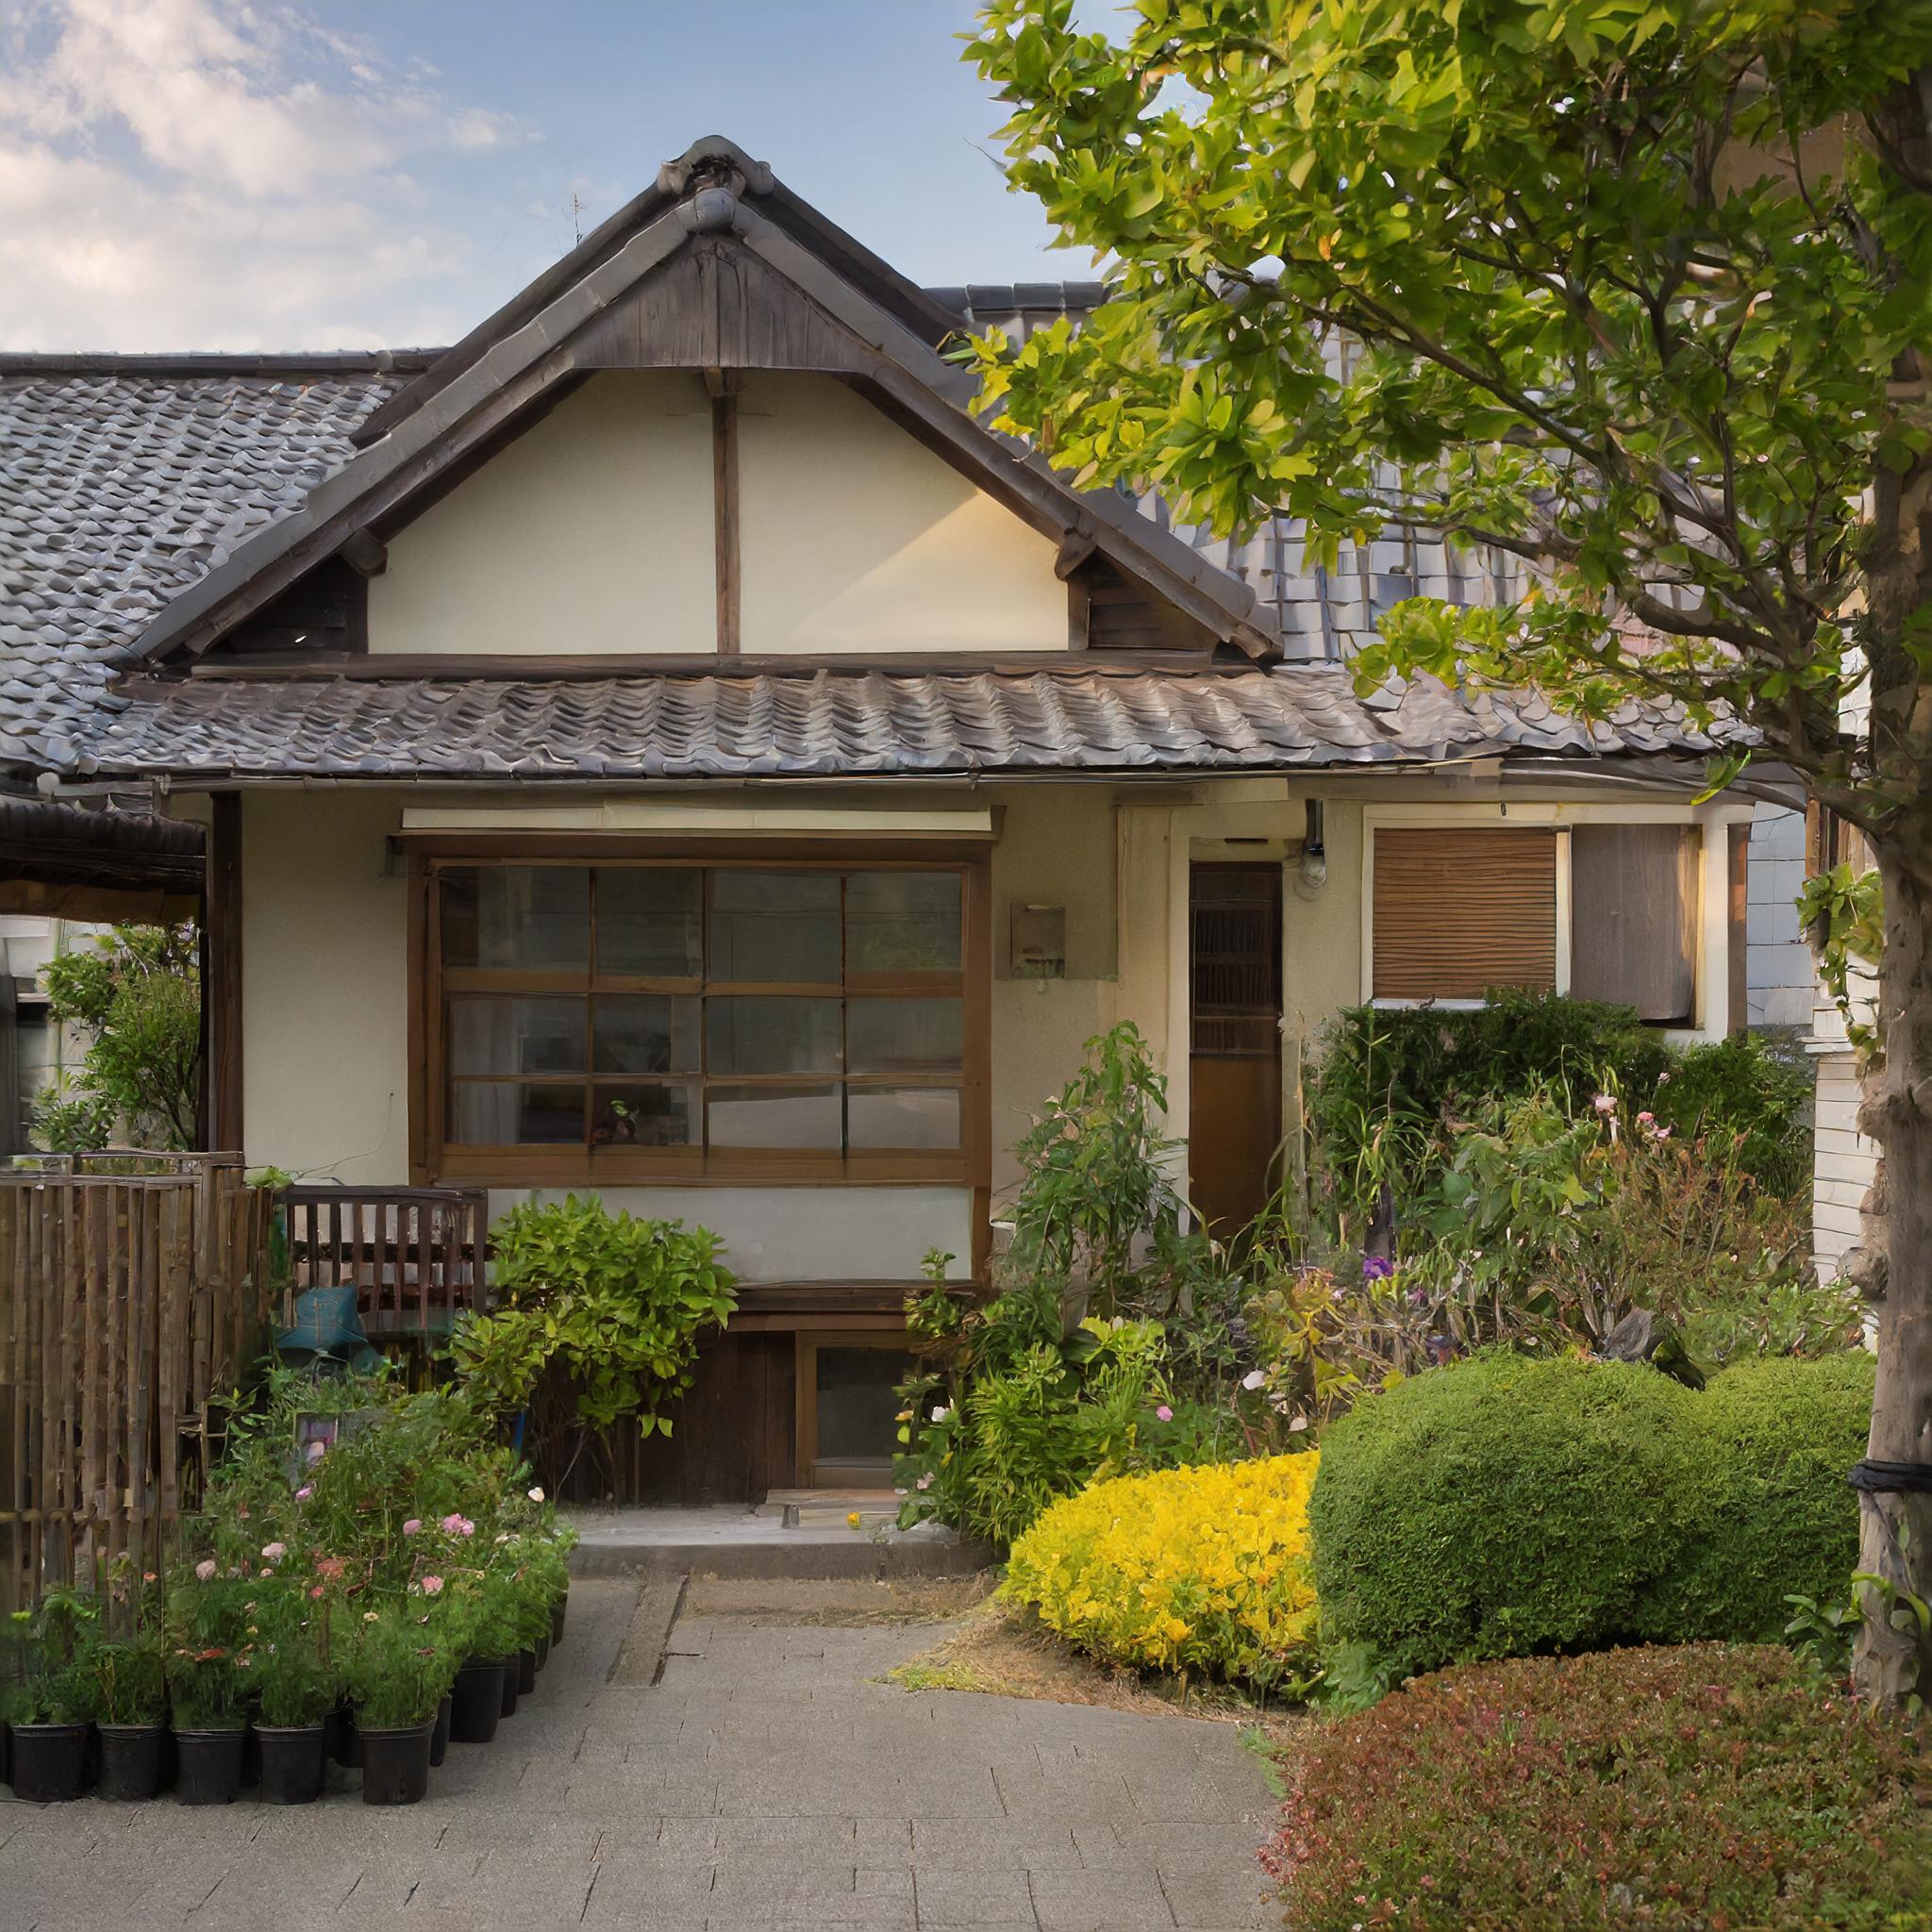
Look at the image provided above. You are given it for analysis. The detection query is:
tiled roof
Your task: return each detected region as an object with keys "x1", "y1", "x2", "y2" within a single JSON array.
[
  {"x1": 0, "y1": 312, "x2": 1666, "y2": 784},
  {"x1": 0, "y1": 358, "x2": 413, "y2": 768},
  {"x1": 84, "y1": 664, "x2": 1719, "y2": 782}
]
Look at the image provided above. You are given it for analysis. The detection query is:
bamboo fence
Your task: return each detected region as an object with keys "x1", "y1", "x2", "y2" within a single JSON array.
[{"x1": 0, "y1": 1154, "x2": 275, "y2": 1610}]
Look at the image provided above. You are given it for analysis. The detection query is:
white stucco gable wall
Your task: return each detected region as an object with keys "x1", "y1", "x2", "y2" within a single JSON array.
[{"x1": 362, "y1": 370, "x2": 1070, "y2": 659}]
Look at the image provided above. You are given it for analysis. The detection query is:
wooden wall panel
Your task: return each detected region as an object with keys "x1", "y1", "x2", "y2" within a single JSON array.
[
  {"x1": 576, "y1": 1331, "x2": 796, "y2": 1507},
  {"x1": 1569, "y1": 824, "x2": 1698, "y2": 1023}
]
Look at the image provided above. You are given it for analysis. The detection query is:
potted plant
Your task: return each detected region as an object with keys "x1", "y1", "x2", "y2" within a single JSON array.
[
  {"x1": 251, "y1": 1585, "x2": 335, "y2": 1806},
  {"x1": 5, "y1": 1590, "x2": 97, "y2": 1803},
  {"x1": 165, "y1": 1574, "x2": 254, "y2": 1805},
  {"x1": 344, "y1": 1604, "x2": 444, "y2": 1806},
  {"x1": 454, "y1": 1569, "x2": 521, "y2": 1737}
]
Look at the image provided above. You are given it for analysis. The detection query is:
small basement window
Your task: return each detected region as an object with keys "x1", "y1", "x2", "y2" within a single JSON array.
[{"x1": 1370, "y1": 822, "x2": 1701, "y2": 1024}]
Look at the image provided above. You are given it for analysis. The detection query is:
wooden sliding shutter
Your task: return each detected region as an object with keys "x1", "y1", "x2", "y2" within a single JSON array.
[
  {"x1": 1569, "y1": 824, "x2": 1698, "y2": 1023},
  {"x1": 1372, "y1": 827, "x2": 1557, "y2": 1000}
]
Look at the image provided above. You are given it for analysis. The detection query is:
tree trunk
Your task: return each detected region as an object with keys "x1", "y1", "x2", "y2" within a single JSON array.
[{"x1": 1852, "y1": 841, "x2": 1932, "y2": 1703}]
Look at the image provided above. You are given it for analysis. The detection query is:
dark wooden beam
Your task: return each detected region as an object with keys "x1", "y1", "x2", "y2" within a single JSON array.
[
  {"x1": 207, "y1": 793, "x2": 244, "y2": 1154},
  {"x1": 339, "y1": 530, "x2": 389, "y2": 577},
  {"x1": 1727, "y1": 820, "x2": 1750, "y2": 1036},
  {"x1": 712, "y1": 385, "x2": 741, "y2": 656}
]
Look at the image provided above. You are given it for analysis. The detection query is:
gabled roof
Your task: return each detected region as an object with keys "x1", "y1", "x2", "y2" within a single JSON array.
[
  {"x1": 355, "y1": 137, "x2": 963, "y2": 449},
  {"x1": 127, "y1": 137, "x2": 1274, "y2": 669}
]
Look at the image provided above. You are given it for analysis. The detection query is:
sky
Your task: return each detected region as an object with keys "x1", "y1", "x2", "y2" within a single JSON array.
[{"x1": 0, "y1": 0, "x2": 1084, "y2": 353}]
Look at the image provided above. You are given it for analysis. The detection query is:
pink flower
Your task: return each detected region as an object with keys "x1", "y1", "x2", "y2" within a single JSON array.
[
  {"x1": 1636, "y1": 1111, "x2": 1655, "y2": 1125},
  {"x1": 308, "y1": 1585, "x2": 325, "y2": 1600},
  {"x1": 1155, "y1": 1405, "x2": 1174, "y2": 1422},
  {"x1": 440, "y1": 1513, "x2": 465, "y2": 1534},
  {"x1": 193, "y1": 1558, "x2": 217, "y2": 1581},
  {"x1": 420, "y1": 1575, "x2": 444, "y2": 1595},
  {"x1": 1592, "y1": 1093, "x2": 1617, "y2": 1115},
  {"x1": 260, "y1": 1541, "x2": 286, "y2": 1561},
  {"x1": 915, "y1": 1473, "x2": 933, "y2": 1491},
  {"x1": 403, "y1": 1519, "x2": 423, "y2": 1537},
  {"x1": 294, "y1": 1485, "x2": 313, "y2": 1501},
  {"x1": 459, "y1": 1518, "x2": 475, "y2": 1537}
]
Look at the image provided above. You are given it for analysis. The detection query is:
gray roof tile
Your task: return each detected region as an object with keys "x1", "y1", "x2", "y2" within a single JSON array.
[{"x1": 83, "y1": 664, "x2": 1717, "y2": 782}]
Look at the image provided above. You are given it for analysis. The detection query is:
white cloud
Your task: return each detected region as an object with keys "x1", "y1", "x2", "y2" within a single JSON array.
[{"x1": 0, "y1": 0, "x2": 528, "y2": 348}]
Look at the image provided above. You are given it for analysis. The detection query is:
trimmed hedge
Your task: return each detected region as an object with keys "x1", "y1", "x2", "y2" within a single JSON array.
[
  {"x1": 1308, "y1": 1353, "x2": 1872, "y2": 1679},
  {"x1": 1004, "y1": 1455, "x2": 1322, "y2": 1690},
  {"x1": 1309, "y1": 991, "x2": 1813, "y2": 1206},
  {"x1": 1263, "y1": 1643, "x2": 1931, "y2": 1932}
]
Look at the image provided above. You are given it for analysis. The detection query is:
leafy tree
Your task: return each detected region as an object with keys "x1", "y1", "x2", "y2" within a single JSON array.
[
  {"x1": 966, "y1": 0, "x2": 1932, "y2": 1700},
  {"x1": 34, "y1": 924, "x2": 200, "y2": 1151}
]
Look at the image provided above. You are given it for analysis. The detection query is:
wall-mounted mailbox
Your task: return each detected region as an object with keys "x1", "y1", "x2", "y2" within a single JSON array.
[{"x1": 1010, "y1": 903, "x2": 1067, "y2": 978}]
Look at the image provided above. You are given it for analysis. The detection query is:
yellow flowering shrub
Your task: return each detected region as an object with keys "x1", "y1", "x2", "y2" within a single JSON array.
[{"x1": 1003, "y1": 1454, "x2": 1321, "y2": 1690}]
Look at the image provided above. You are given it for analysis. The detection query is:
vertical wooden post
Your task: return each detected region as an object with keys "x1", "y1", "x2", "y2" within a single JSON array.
[
  {"x1": 208, "y1": 793, "x2": 244, "y2": 1153},
  {"x1": 1726, "y1": 821, "x2": 1750, "y2": 1037},
  {"x1": 708, "y1": 369, "x2": 741, "y2": 655}
]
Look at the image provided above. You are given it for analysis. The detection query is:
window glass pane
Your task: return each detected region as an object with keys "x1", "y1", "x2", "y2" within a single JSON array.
[
  {"x1": 449, "y1": 998, "x2": 586, "y2": 1076},
  {"x1": 815, "y1": 1347, "x2": 916, "y2": 1463},
  {"x1": 847, "y1": 1087, "x2": 962, "y2": 1150},
  {"x1": 441, "y1": 868, "x2": 588, "y2": 972},
  {"x1": 847, "y1": 998, "x2": 962, "y2": 1074},
  {"x1": 450, "y1": 1081, "x2": 584, "y2": 1144},
  {"x1": 708, "y1": 872, "x2": 841, "y2": 983},
  {"x1": 597, "y1": 870, "x2": 702, "y2": 977},
  {"x1": 845, "y1": 872, "x2": 961, "y2": 973},
  {"x1": 592, "y1": 1083, "x2": 697, "y2": 1148},
  {"x1": 707, "y1": 997, "x2": 842, "y2": 1075},
  {"x1": 707, "y1": 1084, "x2": 842, "y2": 1150},
  {"x1": 592, "y1": 995, "x2": 700, "y2": 1074}
]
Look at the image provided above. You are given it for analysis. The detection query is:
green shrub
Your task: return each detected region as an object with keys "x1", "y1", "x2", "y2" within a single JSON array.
[
  {"x1": 1308, "y1": 992, "x2": 1812, "y2": 1224},
  {"x1": 1308, "y1": 1354, "x2": 1872, "y2": 1679},
  {"x1": 449, "y1": 1194, "x2": 737, "y2": 1487},
  {"x1": 1263, "y1": 1643, "x2": 1931, "y2": 1932}
]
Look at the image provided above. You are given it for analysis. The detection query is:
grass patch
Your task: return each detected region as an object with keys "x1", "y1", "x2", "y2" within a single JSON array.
[{"x1": 889, "y1": 1596, "x2": 1311, "y2": 1747}]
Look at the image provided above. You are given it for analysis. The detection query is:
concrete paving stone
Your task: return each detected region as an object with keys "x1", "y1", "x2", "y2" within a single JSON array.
[
  {"x1": 1158, "y1": 1861, "x2": 1278, "y2": 1929},
  {"x1": 909, "y1": 1820, "x2": 1084, "y2": 1868},
  {"x1": 911, "y1": 1864, "x2": 1042, "y2": 1927},
  {"x1": 1077, "y1": 1818, "x2": 1265, "y2": 1865},
  {"x1": 1028, "y1": 1867, "x2": 1180, "y2": 1932}
]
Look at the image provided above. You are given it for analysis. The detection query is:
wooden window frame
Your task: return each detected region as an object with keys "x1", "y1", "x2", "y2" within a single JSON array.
[
  {"x1": 1360, "y1": 810, "x2": 1711, "y2": 1024},
  {"x1": 409, "y1": 842, "x2": 991, "y2": 1193},
  {"x1": 793, "y1": 1326, "x2": 912, "y2": 1488}
]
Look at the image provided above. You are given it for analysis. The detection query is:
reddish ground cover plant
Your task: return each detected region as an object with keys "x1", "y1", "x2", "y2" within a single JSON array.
[{"x1": 1263, "y1": 1643, "x2": 1930, "y2": 1931}]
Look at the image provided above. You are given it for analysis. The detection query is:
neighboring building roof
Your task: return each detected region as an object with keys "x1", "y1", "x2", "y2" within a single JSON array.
[
  {"x1": 0, "y1": 356, "x2": 424, "y2": 767},
  {"x1": 81, "y1": 663, "x2": 1721, "y2": 782},
  {"x1": 0, "y1": 791, "x2": 202, "y2": 921}
]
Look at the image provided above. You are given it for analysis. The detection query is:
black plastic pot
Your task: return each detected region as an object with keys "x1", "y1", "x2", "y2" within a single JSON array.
[
  {"x1": 498, "y1": 1658, "x2": 521, "y2": 1719},
  {"x1": 1, "y1": 1718, "x2": 10, "y2": 1789},
  {"x1": 173, "y1": 1726, "x2": 246, "y2": 1807},
  {"x1": 256, "y1": 1724, "x2": 326, "y2": 1806},
  {"x1": 449, "y1": 1659, "x2": 506, "y2": 1744},
  {"x1": 9, "y1": 1722, "x2": 90, "y2": 1802},
  {"x1": 358, "y1": 1721, "x2": 433, "y2": 1807},
  {"x1": 550, "y1": 1591, "x2": 567, "y2": 1648},
  {"x1": 516, "y1": 1648, "x2": 537, "y2": 1695},
  {"x1": 534, "y1": 1632, "x2": 550, "y2": 1673},
  {"x1": 428, "y1": 1694, "x2": 451, "y2": 1769},
  {"x1": 96, "y1": 1724, "x2": 165, "y2": 1801}
]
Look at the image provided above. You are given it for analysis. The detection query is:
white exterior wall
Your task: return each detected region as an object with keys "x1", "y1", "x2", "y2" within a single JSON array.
[
  {"x1": 736, "y1": 373, "x2": 1067, "y2": 655},
  {"x1": 367, "y1": 373, "x2": 716, "y2": 656},
  {"x1": 1746, "y1": 805, "x2": 1813, "y2": 1029},
  {"x1": 364, "y1": 370, "x2": 1070, "y2": 661}
]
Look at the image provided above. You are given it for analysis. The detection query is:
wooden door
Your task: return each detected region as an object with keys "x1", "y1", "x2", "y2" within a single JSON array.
[{"x1": 1188, "y1": 864, "x2": 1283, "y2": 1238}]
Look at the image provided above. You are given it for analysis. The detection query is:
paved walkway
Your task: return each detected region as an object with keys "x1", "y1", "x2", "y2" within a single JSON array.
[{"x1": 3, "y1": 1578, "x2": 1278, "y2": 1931}]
